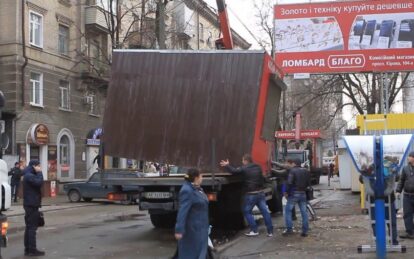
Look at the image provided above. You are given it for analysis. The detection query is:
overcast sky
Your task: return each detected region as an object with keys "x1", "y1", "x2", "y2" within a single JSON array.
[{"x1": 203, "y1": 0, "x2": 333, "y2": 49}]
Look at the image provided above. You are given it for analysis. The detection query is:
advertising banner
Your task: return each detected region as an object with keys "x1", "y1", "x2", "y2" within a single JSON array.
[
  {"x1": 275, "y1": 130, "x2": 321, "y2": 139},
  {"x1": 274, "y1": 0, "x2": 414, "y2": 74}
]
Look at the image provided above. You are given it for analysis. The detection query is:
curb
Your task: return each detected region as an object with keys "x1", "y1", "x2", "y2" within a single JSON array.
[
  {"x1": 6, "y1": 203, "x2": 100, "y2": 218},
  {"x1": 215, "y1": 231, "x2": 244, "y2": 254}
]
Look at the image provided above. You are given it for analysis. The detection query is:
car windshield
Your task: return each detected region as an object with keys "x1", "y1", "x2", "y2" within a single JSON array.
[
  {"x1": 284, "y1": 153, "x2": 305, "y2": 163},
  {"x1": 168, "y1": 166, "x2": 188, "y2": 175},
  {"x1": 88, "y1": 174, "x2": 100, "y2": 182}
]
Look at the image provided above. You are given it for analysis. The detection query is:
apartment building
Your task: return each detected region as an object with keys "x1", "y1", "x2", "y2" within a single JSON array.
[
  {"x1": 122, "y1": 0, "x2": 251, "y2": 50},
  {"x1": 0, "y1": 0, "x2": 109, "y2": 187},
  {"x1": 169, "y1": 0, "x2": 250, "y2": 50}
]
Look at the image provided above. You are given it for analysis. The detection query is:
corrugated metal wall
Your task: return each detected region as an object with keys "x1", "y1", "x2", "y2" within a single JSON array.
[{"x1": 103, "y1": 50, "x2": 274, "y2": 169}]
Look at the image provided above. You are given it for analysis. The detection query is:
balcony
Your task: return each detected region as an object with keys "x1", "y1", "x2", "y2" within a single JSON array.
[
  {"x1": 174, "y1": 4, "x2": 194, "y2": 38},
  {"x1": 80, "y1": 60, "x2": 110, "y2": 87},
  {"x1": 85, "y1": 6, "x2": 112, "y2": 34}
]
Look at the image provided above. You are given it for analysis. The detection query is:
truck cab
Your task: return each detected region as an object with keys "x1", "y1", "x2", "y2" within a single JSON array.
[{"x1": 282, "y1": 149, "x2": 321, "y2": 185}]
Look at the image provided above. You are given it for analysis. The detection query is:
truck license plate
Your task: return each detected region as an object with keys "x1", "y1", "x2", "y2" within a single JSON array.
[{"x1": 143, "y1": 192, "x2": 172, "y2": 199}]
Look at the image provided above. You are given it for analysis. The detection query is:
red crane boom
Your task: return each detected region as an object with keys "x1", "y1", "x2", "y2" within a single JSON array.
[{"x1": 215, "y1": 0, "x2": 234, "y2": 49}]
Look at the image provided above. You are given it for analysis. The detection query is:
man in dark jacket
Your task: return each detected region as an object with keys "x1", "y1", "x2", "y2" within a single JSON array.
[
  {"x1": 23, "y1": 160, "x2": 45, "y2": 256},
  {"x1": 220, "y1": 154, "x2": 273, "y2": 237},
  {"x1": 396, "y1": 151, "x2": 414, "y2": 239},
  {"x1": 283, "y1": 158, "x2": 311, "y2": 237},
  {"x1": 8, "y1": 162, "x2": 23, "y2": 202}
]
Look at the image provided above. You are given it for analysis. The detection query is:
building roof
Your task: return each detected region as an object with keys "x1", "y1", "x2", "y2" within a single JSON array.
[{"x1": 104, "y1": 50, "x2": 273, "y2": 167}]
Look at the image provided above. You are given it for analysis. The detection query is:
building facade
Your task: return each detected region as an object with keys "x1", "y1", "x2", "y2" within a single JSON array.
[
  {"x1": 0, "y1": 0, "x2": 109, "y2": 184},
  {"x1": 122, "y1": 0, "x2": 251, "y2": 50}
]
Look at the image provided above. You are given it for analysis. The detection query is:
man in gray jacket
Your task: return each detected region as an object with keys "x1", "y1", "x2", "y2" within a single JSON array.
[{"x1": 396, "y1": 151, "x2": 414, "y2": 239}]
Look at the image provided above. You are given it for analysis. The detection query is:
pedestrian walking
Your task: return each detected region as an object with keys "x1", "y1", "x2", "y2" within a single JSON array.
[
  {"x1": 283, "y1": 158, "x2": 311, "y2": 237},
  {"x1": 23, "y1": 160, "x2": 45, "y2": 256},
  {"x1": 329, "y1": 163, "x2": 335, "y2": 179},
  {"x1": 8, "y1": 162, "x2": 23, "y2": 202},
  {"x1": 174, "y1": 168, "x2": 209, "y2": 259},
  {"x1": 92, "y1": 154, "x2": 101, "y2": 168},
  {"x1": 220, "y1": 154, "x2": 273, "y2": 237},
  {"x1": 396, "y1": 151, "x2": 414, "y2": 239}
]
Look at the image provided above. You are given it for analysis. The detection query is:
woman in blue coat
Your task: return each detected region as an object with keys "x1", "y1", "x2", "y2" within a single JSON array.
[{"x1": 175, "y1": 168, "x2": 209, "y2": 259}]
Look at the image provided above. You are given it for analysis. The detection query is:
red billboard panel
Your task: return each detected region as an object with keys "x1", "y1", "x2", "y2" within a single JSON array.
[{"x1": 274, "y1": 0, "x2": 414, "y2": 74}]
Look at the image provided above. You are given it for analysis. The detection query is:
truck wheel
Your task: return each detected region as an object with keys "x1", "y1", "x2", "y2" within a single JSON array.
[
  {"x1": 150, "y1": 213, "x2": 176, "y2": 229},
  {"x1": 83, "y1": 197, "x2": 93, "y2": 202},
  {"x1": 68, "y1": 190, "x2": 81, "y2": 202}
]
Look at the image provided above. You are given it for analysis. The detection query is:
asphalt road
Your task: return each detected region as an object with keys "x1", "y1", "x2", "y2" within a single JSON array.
[{"x1": 2, "y1": 203, "x2": 177, "y2": 259}]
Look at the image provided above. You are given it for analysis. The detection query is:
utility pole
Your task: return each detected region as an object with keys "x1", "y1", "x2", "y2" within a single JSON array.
[
  {"x1": 378, "y1": 73, "x2": 390, "y2": 114},
  {"x1": 383, "y1": 73, "x2": 390, "y2": 114}
]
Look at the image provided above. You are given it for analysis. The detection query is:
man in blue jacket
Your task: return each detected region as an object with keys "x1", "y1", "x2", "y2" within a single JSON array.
[{"x1": 23, "y1": 160, "x2": 45, "y2": 256}]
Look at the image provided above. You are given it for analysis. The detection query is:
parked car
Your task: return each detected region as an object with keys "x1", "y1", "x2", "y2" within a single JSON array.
[{"x1": 63, "y1": 172, "x2": 137, "y2": 203}]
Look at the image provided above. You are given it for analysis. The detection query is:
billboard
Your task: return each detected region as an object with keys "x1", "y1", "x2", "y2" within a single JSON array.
[{"x1": 274, "y1": 0, "x2": 414, "y2": 74}]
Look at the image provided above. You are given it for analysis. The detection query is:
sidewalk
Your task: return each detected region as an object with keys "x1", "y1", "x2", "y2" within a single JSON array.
[
  {"x1": 218, "y1": 175, "x2": 414, "y2": 259},
  {"x1": 3, "y1": 194, "x2": 104, "y2": 235},
  {"x1": 4, "y1": 194, "x2": 96, "y2": 218}
]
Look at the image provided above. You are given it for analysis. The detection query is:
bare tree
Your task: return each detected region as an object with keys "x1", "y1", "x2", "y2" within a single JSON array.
[
  {"x1": 288, "y1": 72, "x2": 411, "y2": 130},
  {"x1": 253, "y1": 0, "x2": 275, "y2": 55}
]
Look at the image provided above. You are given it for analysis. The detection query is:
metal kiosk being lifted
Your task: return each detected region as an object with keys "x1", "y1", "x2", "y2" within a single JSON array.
[{"x1": 344, "y1": 134, "x2": 413, "y2": 258}]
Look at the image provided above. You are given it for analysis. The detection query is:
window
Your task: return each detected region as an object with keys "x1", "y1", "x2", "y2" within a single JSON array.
[
  {"x1": 88, "y1": 94, "x2": 99, "y2": 116},
  {"x1": 59, "y1": 80, "x2": 70, "y2": 110},
  {"x1": 30, "y1": 72, "x2": 43, "y2": 106},
  {"x1": 199, "y1": 23, "x2": 204, "y2": 41},
  {"x1": 59, "y1": 135, "x2": 70, "y2": 178},
  {"x1": 29, "y1": 12, "x2": 43, "y2": 47},
  {"x1": 58, "y1": 25, "x2": 69, "y2": 55}
]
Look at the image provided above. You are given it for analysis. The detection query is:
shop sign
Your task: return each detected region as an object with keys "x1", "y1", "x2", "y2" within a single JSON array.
[
  {"x1": 86, "y1": 128, "x2": 102, "y2": 146},
  {"x1": 275, "y1": 130, "x2": 321, "y2": 139},
  {"x1": 29, "y1": 124, "x2": 49, "y2": 145},
  {"x1": 86, "y1": 139, "x2": 100, "y2": 146}
]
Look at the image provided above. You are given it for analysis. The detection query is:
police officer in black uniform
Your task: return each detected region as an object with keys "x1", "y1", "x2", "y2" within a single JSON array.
[{"x1": 23, "y1": 160, "x2": 45, "y2": 256}]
